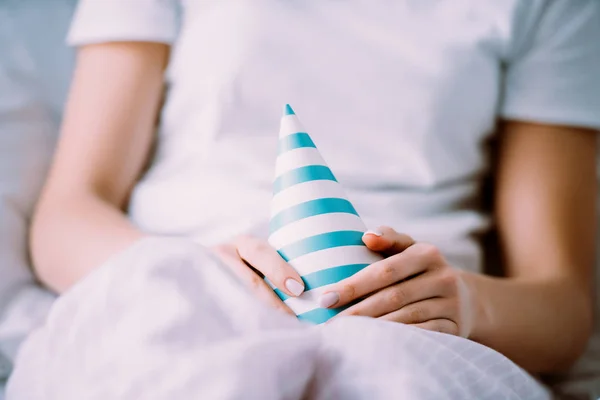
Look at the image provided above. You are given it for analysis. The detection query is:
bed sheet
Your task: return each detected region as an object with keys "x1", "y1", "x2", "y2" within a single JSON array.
[{"x1": 6, "y1": 237, "x2": 550, "y2": 400}]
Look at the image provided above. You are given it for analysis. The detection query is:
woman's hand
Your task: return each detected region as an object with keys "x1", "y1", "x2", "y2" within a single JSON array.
[
  {"x1": 211, "y1": 235, "x2": 305, "y2": 316},
  {"x1": 318, "y1": 227, "x2": 475, "y2": 337}
]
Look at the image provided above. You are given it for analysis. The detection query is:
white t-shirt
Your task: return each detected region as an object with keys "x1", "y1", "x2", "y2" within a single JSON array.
[
  {"x1": 68, "y1": 0, "x2": 600, "y2": 394},
  {"x1": 67, "y1": 0, "x2": 600, "y2": 273}
]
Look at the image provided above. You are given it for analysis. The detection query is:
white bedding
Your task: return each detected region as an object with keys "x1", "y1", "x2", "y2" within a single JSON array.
[{"x1": 6, "y1": 238, "x2": 549, "y2": 400}]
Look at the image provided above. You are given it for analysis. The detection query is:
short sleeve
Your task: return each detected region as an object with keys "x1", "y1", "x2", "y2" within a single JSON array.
[
  {"x1": 500, "y1": 0, "x2": 600, "y2": 130},
  {"x1": 67, "y1": 0, "x2": 181, "y2": 46}
]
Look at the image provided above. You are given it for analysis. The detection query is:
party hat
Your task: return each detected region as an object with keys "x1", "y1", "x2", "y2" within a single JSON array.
[{"x1": 268, "y1": 104, "x2": 383, "y2": 324}]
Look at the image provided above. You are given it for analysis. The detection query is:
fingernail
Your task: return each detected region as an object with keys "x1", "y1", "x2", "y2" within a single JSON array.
[
  {"x1": 285, "y1": 279, "x2": 304, "y2": 297},
  {"x1": 363, "y1": 229, "x2": 383, "y2": 237},
  {"x1": 318, "y1": 292, "x2": 340, "y2": 308}
]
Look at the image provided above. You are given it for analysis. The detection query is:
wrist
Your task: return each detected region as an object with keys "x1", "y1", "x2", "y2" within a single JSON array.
[{"x1": 459, "y1": 271, "x2": 493, "y2": 342}]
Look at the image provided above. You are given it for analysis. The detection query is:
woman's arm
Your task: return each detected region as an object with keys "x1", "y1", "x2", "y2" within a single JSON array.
[
  {"x1": 316, "y1": 121, "x2": 596, "y2": 374},
  {"x1": 464, "y1": 120, "x2": 596, "y2": 372},
  {"x1": 31, "y1": 42, "x2": 170, "y2": 293}
]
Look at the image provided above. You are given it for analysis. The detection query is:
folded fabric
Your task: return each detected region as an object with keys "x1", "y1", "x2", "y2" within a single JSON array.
[{"x1": 7, "y1": 237, "x2": 549, "y2": 400}]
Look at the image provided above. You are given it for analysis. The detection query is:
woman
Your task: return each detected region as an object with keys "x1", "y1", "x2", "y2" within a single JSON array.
[{"x1": 22, "y1": 0, "x2": 600, "y2": 398}]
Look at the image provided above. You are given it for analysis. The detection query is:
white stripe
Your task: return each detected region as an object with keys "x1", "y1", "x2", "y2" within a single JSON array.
[
  {"x1": 268, "y1": 212, "x2": 366, "y2": 250},
  {"x1": 284, "y1": 284, "x2": 335, "y2": 315},
  {"x1": 286, "y1": 245, "x2": 382, "y2": 277},
  {"x1": 275, "y1": 147, "x2": 326, "y2": 177},
  {"x1": 270, "y1": 180, "x2": 349, "y2": 217},
  {"x1": 265, "y1": 278, "x2": 276, "y2": 290},
  {"x1": 279, "y1": 114, "x2": 306, "y2": 138}
]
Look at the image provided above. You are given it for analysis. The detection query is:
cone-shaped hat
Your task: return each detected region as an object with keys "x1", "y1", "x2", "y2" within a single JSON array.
[{"x1": 268, "y1": 104, "x2": 382, "y2": 324}]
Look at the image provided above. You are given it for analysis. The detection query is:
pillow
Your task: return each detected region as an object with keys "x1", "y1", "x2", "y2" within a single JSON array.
[{"x1": 0, "y1": 0, "x2": 76, "y2": 372}]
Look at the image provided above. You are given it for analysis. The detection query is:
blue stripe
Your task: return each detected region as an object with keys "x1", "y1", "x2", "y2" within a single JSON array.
[
  {"x1": 273, "y1": 289, "x2": 288, "y2": 301},
  {"x1": 277, "y1": 230, "x2": 365, "y2": 262},
  {"x1": 284, "y1": 104, "x2": 295, "y2": 115},
  {"x1": 278, "y1": 132, "x2": 315, "y2": 153},
  {"x1": 274, "y1": 263, "x2": 369, "y2": 301},
  {"x1": 269, "y1": 198, "x2": 358, "y2": 234},
  {"x1": 273, "y1": 165, "x2": 337, "y2": 195},
  {"x1": 296, "y1": 304, "x2": 352, "y2": 324}
]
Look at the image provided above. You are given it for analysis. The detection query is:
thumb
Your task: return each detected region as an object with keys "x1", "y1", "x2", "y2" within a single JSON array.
[{"x1": 362, "y1": 226, "x2": 415, "y2": 256}]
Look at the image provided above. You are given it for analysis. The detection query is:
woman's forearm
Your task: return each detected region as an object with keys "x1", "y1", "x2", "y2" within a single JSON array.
[
  {"x1": 480, "y1": 121, "x2": 597, "y2": 373},
  {"x1": 31, "y1": 193, "x2": 144, "y2": 293},
  {"x1": 464, "y1": 272, "x2": 592, "y2": 373}
]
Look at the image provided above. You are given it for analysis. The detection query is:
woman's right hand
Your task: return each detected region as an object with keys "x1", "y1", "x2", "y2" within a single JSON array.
[{"x1": 211, "y1": 236, "x2": 305, "y2": 316}]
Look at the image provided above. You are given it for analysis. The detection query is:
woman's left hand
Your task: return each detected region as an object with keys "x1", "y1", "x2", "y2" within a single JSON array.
[{"x1": 318, "y1": 227, "x2": 476, "y2": 338}]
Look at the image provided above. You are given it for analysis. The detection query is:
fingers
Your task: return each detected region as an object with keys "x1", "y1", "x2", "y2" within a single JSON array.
[
  {"x1": 362, "y1": 226, "x2": 415, "y2": 256},
  {"x1": 379, "y1": 298, "x2": 455, "y2": 324},
  {"x1": 234, "y1": 235, "x2": 305, "y2": 297},
  {"x1": 213, "y1": 244, "x2": 295, "y2": 316},
  {"x1": 410, "y1": 319, "x2": 459, "y2": 336},
  {"x1": 335, "y1": 274, "x2": 450, "y2": 318},
  {"x1": 319, "y1": 242, "x2": 443, "y2": 308}
]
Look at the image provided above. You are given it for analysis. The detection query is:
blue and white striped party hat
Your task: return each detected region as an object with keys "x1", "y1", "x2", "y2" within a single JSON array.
[{"x1": 269, "y1": 104, "x2": 382, "y2": 324}]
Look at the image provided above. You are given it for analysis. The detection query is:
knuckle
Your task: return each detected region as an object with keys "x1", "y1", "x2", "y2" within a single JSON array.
[
  {"x1": 342, "y1": 282, "x2": 356, "y2": 299},
  {"x1": 414, "y1": 243, "x2": 442, "y2": 261},
  {"x1": 377, "y1": 261, "x2": 396, "y2": 281},
  {"x1": 409, "y1": 306, "x2": 426, "y2": 322},
  {"x1": 439, "y1": 270, "x2": 459, "y2": 292},
  {"x1": 388, "y1": 286, "x2": 407, "y2": 305},
  {"x1": 439, "y1": 269, "x2": 457, "y2": 285}
]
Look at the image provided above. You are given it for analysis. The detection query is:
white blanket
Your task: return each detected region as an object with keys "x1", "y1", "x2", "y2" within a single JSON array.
[{"x1": 6, "y1": 238, "x2": 550, "y2": 400}]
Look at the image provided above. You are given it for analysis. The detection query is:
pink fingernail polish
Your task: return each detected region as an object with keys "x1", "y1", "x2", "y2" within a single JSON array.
[
  {"x1": 363, "y1": 229, "x2": 383, "y2": 237},
  {"x1": 285, "y1": 279, "x2": 304, "y2": 297},
  {"x1": 318, "y1": 292, "x2": 340, "y2": 308}
]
